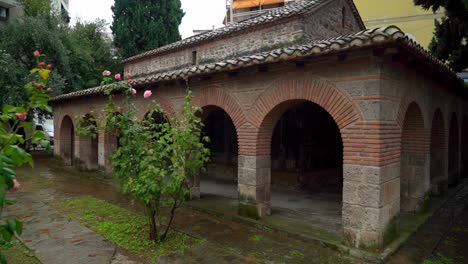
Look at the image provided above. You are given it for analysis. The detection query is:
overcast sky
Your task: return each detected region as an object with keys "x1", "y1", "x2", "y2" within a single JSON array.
[{"x1": 69, "y1": 0, "x2": 226, "y2": 39}]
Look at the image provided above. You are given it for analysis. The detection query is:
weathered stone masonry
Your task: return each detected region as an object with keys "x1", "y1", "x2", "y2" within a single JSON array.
[{"x1": 50, "y1": 0, "x2": 468, "y2": 250}]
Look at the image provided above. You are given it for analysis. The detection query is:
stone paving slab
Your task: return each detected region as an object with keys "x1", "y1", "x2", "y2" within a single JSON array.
[{"x1": 4, "y1": 192, "x2": 117, "y2": 264}]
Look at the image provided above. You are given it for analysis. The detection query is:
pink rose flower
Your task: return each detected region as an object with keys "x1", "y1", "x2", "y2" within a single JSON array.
[
  {"x1": 143, "y1": 90, "x2": 152, "y2": 98},
  {"x1": 33, "y1": 50, "x2": 40, "y2": 57},
  {"x1": 15, "y1": 113, "x2": 27, "y2": 120},
  {"x1": 125, "y1": 72, "x2": 132, "y2": 79},
  {"x1": 9, "y1": 179, "x2": 20, "y2": 193},
  {"x1": 128, "y1": 79, "x2": 133, "y2": 84},
  {"x1": 102, "y1": 70, "x2": 111, "y2": 76},
  {"x1": 129, "y1": 88, "x2": 137, "y2": 94},
  {"x1": 114, "y1": 74, "x2": 121, "y2": 80}
]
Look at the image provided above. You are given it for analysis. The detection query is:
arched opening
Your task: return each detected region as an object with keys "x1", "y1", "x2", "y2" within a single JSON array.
[
  {"x1": 461, "y1": 116, "x2": 468, "y2": 179},
  {"x1": 103, "y1": 112, "x2": 124, "y2": 173},
  {"x1": 448, "y1": 113, "x2": 459, "y2": 186},
  {"x1": 201, "y1": 106, "x2": 238, "y2": 198},
  {"x1": 80, "y1": 114, "x2": 99, "y2": 170},
  {"x1": 270, "y1": 101, "x2": 343, "y2": 232},
  {"x1": 430, "y1": 109, "x2": 446, "y2": 194},
  {"x1": 400, "y1": 102, "x2": 428, "y2": 212},
  {"x1": 59, "y1": 115, "x2": 74, "y2": 165}
]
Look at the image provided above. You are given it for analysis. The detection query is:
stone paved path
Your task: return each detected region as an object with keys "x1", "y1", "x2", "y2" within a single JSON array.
[
  {"x1": 388, "y1": 180, "x2": 468, "y2": 263},
  {"x1": 4, "y1": 189, "x2": 127, "y2": 264}
]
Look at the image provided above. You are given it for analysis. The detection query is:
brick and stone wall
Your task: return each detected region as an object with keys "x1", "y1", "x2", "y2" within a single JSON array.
[
  {"x1": 303, "y1": 0, "x2": 363, "y2": 40},
  {"x1": 124, "y1": 19, "x2": 305, "y2": 77},
  {"x1": 53, "y1": 50, "x2": 468, "y2": 249},
  {"x1": 124, "y1": 0, "x2": 363, "y2": 78}
]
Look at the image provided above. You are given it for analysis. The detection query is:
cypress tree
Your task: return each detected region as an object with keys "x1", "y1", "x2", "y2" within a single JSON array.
[
  {"x1": 111, "y1": 0, "x2": 185, "y2": 58},
  {"x1": 414, "y1": 0, "x2": 468, "y2": 71}
]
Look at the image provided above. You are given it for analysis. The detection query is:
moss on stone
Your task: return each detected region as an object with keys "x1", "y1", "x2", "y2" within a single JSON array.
[
  {"x1": 383, "y1": 216, "x2": 400, "y2": 247},
  {"x1": 238, "y1": 203, "x2": 260, "y2": 220}
]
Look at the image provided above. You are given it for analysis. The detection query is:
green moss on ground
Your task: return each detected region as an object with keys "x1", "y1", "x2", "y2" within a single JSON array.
[
  {"x1": 52, "y1": 196, "x2": 204, "y2": 262},
  {"x1": 1, "y1": 239, "x2": 40, "y2": 264}
]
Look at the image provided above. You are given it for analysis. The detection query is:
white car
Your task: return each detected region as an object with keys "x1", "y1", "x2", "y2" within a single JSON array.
[{"x1": 35, "y1": 123, "x2": 54, "y2": 146}]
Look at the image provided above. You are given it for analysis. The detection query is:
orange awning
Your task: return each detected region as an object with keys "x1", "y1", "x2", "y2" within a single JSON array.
[{"x1": 232, "y1": 0, "x2": 285, "y2": 9}]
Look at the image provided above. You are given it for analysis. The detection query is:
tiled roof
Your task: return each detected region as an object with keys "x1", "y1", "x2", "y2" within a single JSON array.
[
  {"x1": 50, "y1": 26, "x2": 463, "y2": 102},
  {"x1": 122, "y1": 0, "x2": 365, "y2": 64}
]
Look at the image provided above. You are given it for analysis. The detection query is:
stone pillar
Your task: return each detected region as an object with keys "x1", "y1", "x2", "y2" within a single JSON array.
[
  {"x1": 189, "y1": 173, "x2": 200, "y2": 199},
  {"x1": 400, "y1": 151, "x2": 430, "y2": 211},
  {"x1": 73, "y1": 136, "x2": 81, "y2": 165},
  {"x1": 430, "y1": 147, "x2": 448, "y2": 195},
  {"x1": 237, "y1": 155, "x2": 271, "y2": 219},
  {"x1": 98, "y1": 130, "x2": 118, "y2": 175},
  {"x1": 98, "y1": 129, "x2": 106, "y2": 170},
  {"x1": 343, "y1": 162, "x2": 400, "y2": 249}
]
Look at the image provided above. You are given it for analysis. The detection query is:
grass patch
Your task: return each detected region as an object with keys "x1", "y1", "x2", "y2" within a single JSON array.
[
  {"x1": 423, "y1": 253, "x2": 455, "y2": 264},
  {"x1": 52, "y1": 196, "x2": 204, "y2": 262},
  {"x1": 1, "y1": 239, "x2": 40, "y2": 264},
  {"x1": 249, "y1": 234, "x2": 262, "y2": 242}
]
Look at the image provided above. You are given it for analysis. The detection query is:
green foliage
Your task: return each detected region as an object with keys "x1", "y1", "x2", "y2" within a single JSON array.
[
  {"x1": 0, "y1": 52, "x2": 27, "y2": 107},
  {"x1": 0, "y1": 53, "x2": 51, "y2": 263},
  {"x1": 76, "y1": 73, "x2": 209, "y2": 242},
  {"x1": 249, "y1": 234, "x2": 262, "y2": 242},
  {"x1": 0, "y1": 239, "x2": 39, "y2": 264},
  {"x1": 55, "y1": 196, "x2": 204, "y2": 262},
  {"x1": 289, "y1": 250, "x2": 304, "y2": 258},
  {"x1": 111, "y1": 0, "x2": 185, "y2": 58},
  {"x1": 414, "y1": 0, "x2": 468, "y2": 71},
  {"x1": 16, "y1": 0, "x2": 51, "y2": 17},
  {"x1": 0, "y1": 0, "x2": 120, "y2": 107},
  {"x1": 423, "y1": 253, "x2": 455, "y2": 264}
]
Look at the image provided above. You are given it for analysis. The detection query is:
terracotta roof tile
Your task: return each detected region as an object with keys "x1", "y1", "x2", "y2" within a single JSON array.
[{"x1": 50, "y1": 26, "x2": 463, "y2": 102}]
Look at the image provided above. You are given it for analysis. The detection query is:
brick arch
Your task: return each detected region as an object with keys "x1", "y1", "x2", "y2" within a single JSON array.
[
  {"x1": 462, "y1": 115, "x2": 468, "y2": 179},
  {"x1": 58, "y1": 114, "x2": 75, "y2": 165},
  {"x1": 401, "y1": 102, "x2": 429, "y2": 154},
  {"x1": 77, "y1": 113, "x2": 99, "y2": 170},
  {"x1": 193, "y1": 87, "x2": 247, "y2": 131},
  {"x1": 135, "y1": 95, "x2": 178, "y2": 120},
  {"x1": 430, "y1": 108, "x2": 447, "y2": 193},
  {"x1": 448, "y1": 112, "x2": 460, "y2": 185},
  {"x1": 247, "y1": 78, "x2": 363, "y2": 156},
  {"x1": 397, "y1": 99, "x2": 429, "y2": 131},
  {"x1": 400, "y1": 102, "x2": 430, "y2": 212}
]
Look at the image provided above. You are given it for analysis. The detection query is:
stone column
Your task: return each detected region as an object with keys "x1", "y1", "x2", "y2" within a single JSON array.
[
  {"x1": 189, "y1": 173, "x2": 200, "y2": 199},
  {"x1": 400, "y1": 151, "x2": 430, "y2": 211},
  {"x1": 430, "y1": 147, "x2": 448, "y2": 195},
  {"x1": 98, "y1": 129, "x2": 106, "y2": 170},
  {"x1": 343, "y1": 162, "x2": 400, "y2": 249},
  {"x1": 97, "y1": 130, "x2": 118, "y2": 175},
  {"x1": 237, "y1": 155, "x2": 271, "y2": 219},
  {"x1": 73, "y1": 136, "x2": 81, "y2": 166}
]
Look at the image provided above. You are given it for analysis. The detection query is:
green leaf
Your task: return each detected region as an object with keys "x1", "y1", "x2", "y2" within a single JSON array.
[
  {"x1": 0, "y1": 225, "x2": 13, "y2": 242},
  {"x1": 4, "y1": 199, "x2": 16, "y2": 205}
]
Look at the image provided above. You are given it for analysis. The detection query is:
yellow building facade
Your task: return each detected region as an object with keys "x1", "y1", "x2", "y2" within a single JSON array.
[{"x1": 353, "y1": 0, "x2": 443, "y2": 48}]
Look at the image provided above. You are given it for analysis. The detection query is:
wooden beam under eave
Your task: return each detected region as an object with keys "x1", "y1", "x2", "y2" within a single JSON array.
[
  {"x1": 258, "y1": 65, "x2": 269, "y2": 73},
  {"x1": 227, "y1": 71, "x2": 239, "y2": 77}
]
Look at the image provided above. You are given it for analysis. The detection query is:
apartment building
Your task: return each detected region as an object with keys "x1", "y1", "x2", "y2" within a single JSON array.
[
  {"x1": 0, "y1": 0, "x2": 69, "y2": 23},
  {"x1": 225, "y1": 0, "x2": 298, "y2": 24},
  {"x1": 0, "y1": 0, "x2": 23, "y2": 22}
]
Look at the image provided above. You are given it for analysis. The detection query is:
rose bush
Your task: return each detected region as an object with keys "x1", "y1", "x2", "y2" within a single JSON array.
[
  {"x1": 0, "y1": 50, "x2": 51, "y2": 263},
  {"x1": 77, "y1": 70, "x2": 209, "y2": 242}
]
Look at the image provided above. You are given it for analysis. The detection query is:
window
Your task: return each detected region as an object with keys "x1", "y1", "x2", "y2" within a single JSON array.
[
  {"x1": 192, "y1": 51, "x2": 197, "y2": 65},
  {"x1": 341, "y1": 7, "x2": 346, "y2": 28},
  {"x1": 0, "y1": 7, "x2": 8, "y2": 21}
]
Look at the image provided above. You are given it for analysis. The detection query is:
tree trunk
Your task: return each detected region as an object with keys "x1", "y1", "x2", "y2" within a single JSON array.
[
  {"x1": 147, "y1": 207, "x2": 158, "y2": 241},
  {"x1": 160, "y1": 200, "x2": 178, "y2": 241}
]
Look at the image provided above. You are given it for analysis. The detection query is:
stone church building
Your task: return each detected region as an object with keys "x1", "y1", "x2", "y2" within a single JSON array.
[{"x1": 50, "y1": 0, "x2": 468, "y2": 249}]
